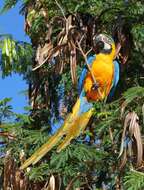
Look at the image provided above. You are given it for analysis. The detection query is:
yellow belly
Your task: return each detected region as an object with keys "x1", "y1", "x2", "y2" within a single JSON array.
[{"x1": 84, "y1": 55, "x2": 114, "y2": 101}]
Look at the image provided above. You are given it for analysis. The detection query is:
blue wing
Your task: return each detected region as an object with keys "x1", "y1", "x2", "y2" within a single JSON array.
[
  {"x1": 78, "y1": 55, "x2": 96, "y2": 94},
  {"x1": 108, "y1": 60, "x2": 120, "y2": 100}
]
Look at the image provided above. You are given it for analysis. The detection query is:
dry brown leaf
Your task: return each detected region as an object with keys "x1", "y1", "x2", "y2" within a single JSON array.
[
  {"x1": 133, "y1": 122, "x2": 143, "y2": 166},
  {"x1": 142, "y1": 104, "x2": 144, "y2": 125},
  {"x1": 70, "y1": 43, "x2": 77, "y2": 85},
  {"x1": 47, "y1": 175, "x2": 56, "y2": 190},
  {"x1": 120, "y1": 101, "x2": 127, "y2": 118},
  {"x1": 119, "y1": 112, "x2": 131, "y2": 158},
  {"x1": 3, "y1": 151, "x2": 29, "y2": 190},
  {"x1": 119, "y1": 112, "x2": 143, "y2": 168}
]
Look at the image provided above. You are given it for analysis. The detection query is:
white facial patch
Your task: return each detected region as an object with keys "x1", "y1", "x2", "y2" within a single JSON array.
[{"x1": 104, "y1": 42, "x2": 111, "y2": 50}]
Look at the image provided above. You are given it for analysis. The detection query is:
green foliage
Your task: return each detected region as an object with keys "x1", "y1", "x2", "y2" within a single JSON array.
[
  {"x1": 123, "y1": 87, "x2": 144, "y2": 102},
  {"x1": 0, "y1": 37, "x2": 33, "y2": 77},
  {"x1": 124, "y1": 170, "x2": 144, "y2": 190},
  {"x1": 0, "y1": 0, "x2": 144, "y2": 189},
  {"x1": 0, "y1": 98, "x2": 13, "y2": 122},
  {"x1": 0, "y1": 0, "x2": 20, "y2": 12},
  {"x1": 27, "y1": 163, "x2": 50, "y2": 181},
  {"x1": 27, "y1": 143, "x2": 107, "y2": 188}
]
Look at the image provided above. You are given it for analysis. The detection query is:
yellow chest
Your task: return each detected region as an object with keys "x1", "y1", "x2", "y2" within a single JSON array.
[{"x1": 84, "y1": 54, "x2": 114, "y2": 101}]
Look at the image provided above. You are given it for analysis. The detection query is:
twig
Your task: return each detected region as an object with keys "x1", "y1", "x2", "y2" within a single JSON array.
[
  {"x1": 55, "y1": 0, "x2": 67, "y2": 21},
  {"x1": 109, "y1": 127, "x2": 114, "y2": 144},
  {"x1": 65, "y1": 174, "x2": 85, "y2": 190},
  {"x1": 115, "y1": 43, "x2": 121, "y2": 59},
  {"x1": 84, "y1": 176, "x2": 93, "y2": 190},
  {"x1": 0, "y1": 132, "x2": 16, "y2": 140},
  {"x1": 142, "y1": 104, "x2": 144, "y2": 125},
  {"x1": 32, "y1": 43, "x2": 67, "y2": 71},
  {"x1": 32, "y1": 56, "x2": 49, "y2": 71},
  {"x1": 76, "y1": 41, "x2": 93, "y2": 79}
]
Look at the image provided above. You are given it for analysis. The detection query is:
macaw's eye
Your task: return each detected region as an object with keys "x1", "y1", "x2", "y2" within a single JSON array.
[
  {"x1": 97, "y1": 41, "x2": 104, "y2": 49},
  {"x1": 93, "y1": 41, "x2": 104, "y2": 54}
]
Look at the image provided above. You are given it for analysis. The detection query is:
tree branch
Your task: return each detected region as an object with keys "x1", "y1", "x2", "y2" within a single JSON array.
[
  {"x1": 54, "y1": 0, "x2": 67, "y2": 21},
  {"x1": 76, "y1": 37, "x2": 103, "y2": 98}
]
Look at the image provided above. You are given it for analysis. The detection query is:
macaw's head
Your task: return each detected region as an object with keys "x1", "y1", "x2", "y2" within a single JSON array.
[{"x1": 93, "y1": 34, "x2": 116, "y2": 59}]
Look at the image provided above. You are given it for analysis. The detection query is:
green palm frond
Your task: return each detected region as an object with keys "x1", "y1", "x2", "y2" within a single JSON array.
[
  {"x1": 0, "y1": 0, "x2": 20, "y2": 13},
  {"x1": 124, "y1": 170, "x2": 144, "y2": 190},
  {"x1": 123, "y1": 86, "x2": 144, "y2": 104},
  {"x1": 0, "y1": 37, "x2": 33, "y2": 77}
]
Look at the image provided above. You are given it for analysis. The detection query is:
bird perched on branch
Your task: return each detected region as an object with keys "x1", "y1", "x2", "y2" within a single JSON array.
[{"x1": 20, "y1": 34, "x2": 120, "y2": 170}]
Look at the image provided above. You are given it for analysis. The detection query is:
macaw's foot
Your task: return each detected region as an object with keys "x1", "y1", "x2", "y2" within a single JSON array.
[{"x1": 91, "y1": 83, "x2": 99, "y2": 91}]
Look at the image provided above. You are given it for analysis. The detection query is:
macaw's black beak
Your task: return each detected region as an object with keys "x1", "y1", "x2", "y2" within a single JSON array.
[{"x1": 93, "y1": 41, "x2": 104, "y2": 54}]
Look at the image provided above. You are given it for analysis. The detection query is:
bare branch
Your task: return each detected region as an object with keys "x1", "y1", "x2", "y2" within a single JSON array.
[
  {"x1": 76, "y1": 38, "x2": 103, "y2": 98},
  {"x1": 0, "y1": 131, "x2": 16, "y2": 140},
  {"x1": 66, "y1": 174, "x2": 85, "y2": 190},
  {"x1": 55, "y1": 0, "x2": 67, "y2": 21}
]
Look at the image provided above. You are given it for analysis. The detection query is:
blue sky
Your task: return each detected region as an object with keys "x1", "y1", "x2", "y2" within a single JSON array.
[{"x1": 0, "y1": 1, "x2": 30, "y2": 114}]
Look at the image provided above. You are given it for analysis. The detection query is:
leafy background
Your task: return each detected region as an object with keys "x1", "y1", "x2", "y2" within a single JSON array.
[{"x1": 0, "y1": 0, "x2": 144, "y2": 189}]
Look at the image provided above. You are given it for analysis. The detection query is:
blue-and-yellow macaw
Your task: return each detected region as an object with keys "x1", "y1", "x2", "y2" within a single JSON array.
[{"x1": 20, "y1": 34, "x2": 120, "y2": 170}]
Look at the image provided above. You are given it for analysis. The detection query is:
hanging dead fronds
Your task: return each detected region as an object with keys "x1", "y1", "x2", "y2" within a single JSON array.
[
  {"x1": 2, "y1": 151, "x2": 59, "y2": 190},
  {"x1": 3, "y1": 151, "x2": 29, "y2": 190},
  {"x1": 43, "y1": 175, "x2": 55, "y2": 190},
  {"x1": 0, "y1": 131, "x2": 16, "y2": 140},
  {"x1": 113, "y1": 17, "x2": 133, "y2": 64},
  {"x1": 42, "y1": 175, "x2": 61, "y2": 190},
  {"x1": 119, "y1": 112, "x2": 143, "y2": 169},
  {"x1": 30, "y1": 11, "x2": 97, "y2": 73},
  {"x1": 25, "y1": 4, "x2": 133, "y2": 111},
  {"x1": 142, "y1": 104, "x2": 144, "y2": 125}
]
